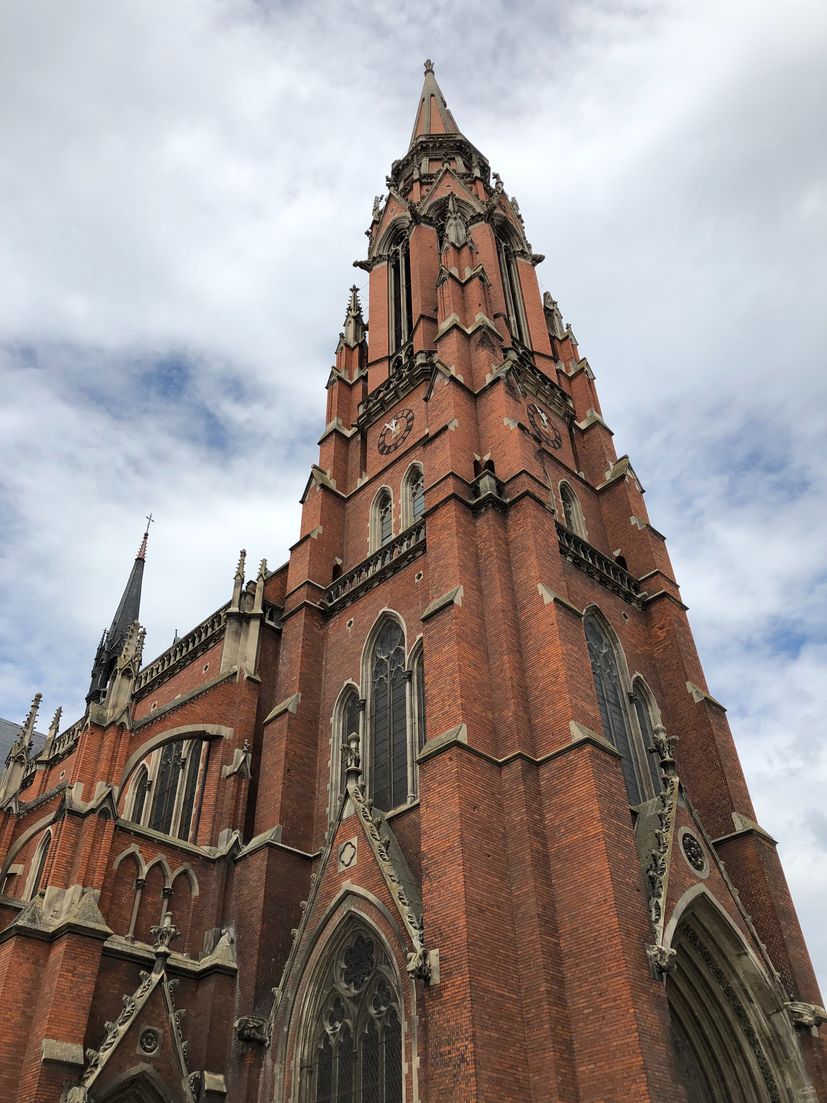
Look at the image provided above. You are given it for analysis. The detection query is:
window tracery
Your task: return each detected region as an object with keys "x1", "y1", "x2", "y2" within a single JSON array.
[
  {"x1": 495, "y1": 222, "x2": 528, "y2": 345},
  {"x1": 127, "y1": 738, "x2": 206, "y2": 842},
  {"x1": 560, "y1": 482, "x2": 585, "y2": 537},
  {"x1": 370, "y1": 621, "x2": 407, "y2": 812},
  {"x1": 372, "y1": 490, "x2": 394, "y2": 551},
  {"x1": 402, "y1": 465, "x2": 425, "y2": 528},
  {"x1": 584, "y1": 614, "x2": 643, "y2": 805},
  {"x1": 388, "y1": 230, "x2": 413, "y2": 355},
  {"x1": 308, "y1": 928, "x2": 403, "y2": 1103}
]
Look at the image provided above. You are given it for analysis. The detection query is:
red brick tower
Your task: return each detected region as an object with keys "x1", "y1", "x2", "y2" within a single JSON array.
[{"x1": 0, "y1": 61, "x2": 823, "y2": 1103}]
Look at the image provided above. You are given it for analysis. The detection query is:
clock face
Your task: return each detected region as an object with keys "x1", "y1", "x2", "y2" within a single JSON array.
[
  {"x1": 527, "y1": 402, "x2": 562, "y2": 449},
  {"x1": 377, "y1": 408, "x2": 414, "y2": 454}
]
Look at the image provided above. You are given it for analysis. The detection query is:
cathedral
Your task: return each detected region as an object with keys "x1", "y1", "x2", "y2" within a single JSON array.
[{"x1": 0, "y1": 61, "x2": 824, "y2": 1103}]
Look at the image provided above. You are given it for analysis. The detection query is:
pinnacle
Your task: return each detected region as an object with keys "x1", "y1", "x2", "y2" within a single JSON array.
[{"x1": 409, "y1": 59, "x2": 462, "y2": 148}]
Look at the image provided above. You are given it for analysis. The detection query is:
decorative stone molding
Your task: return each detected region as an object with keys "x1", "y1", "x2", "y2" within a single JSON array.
[
  {"x1": 785, "y1": 1001, "x2": 827, "y2": 1032},
  {"x1": 643, "y1": 727, "x2": 680, "y2": 975},
  {"x1": 41, "y1": 1038, "x2": 85, "y2": 1066},
  {"x1": 221, "y1": 741, "x2": 252, "y2": 780},
  {"x1": 686, "y1": 681, "x2": 727, "y2": 712},
  {"x1": 420, "y1": 585, "x2": 463, "y2": 621},
  {"x1": 417, "y1": 723, "x2": 468, "y2": 763},
  {"x1": 264, "y1": 693, "x2": 301, "y2": 725},
  {"x1": 557, "y1": 524, "x2": 642, "y2": 608},
  {"x1": 537, "y1": 584, "x2": 583, "y2": 618}
]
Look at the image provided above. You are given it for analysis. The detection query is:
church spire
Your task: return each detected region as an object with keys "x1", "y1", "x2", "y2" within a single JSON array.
[
  {"x1": 409, "y1": 59, "x2": 461, "y2": 147},
  {"x1": 86, "y1": 520, "x2": 151, "y2": 705}
]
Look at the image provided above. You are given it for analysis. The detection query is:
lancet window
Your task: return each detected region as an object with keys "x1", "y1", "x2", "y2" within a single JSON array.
[
  {"x1": 402, "y1": 464, "x2": 425, "y2": 528},
  {"x1": 370, "y1": 621, "x2": 408, "y2": 812},
  {"x1": 127, "y1": 737, "x2": 207, "y2": 842},
  {"x1": 388, "y1": 229, "x2": 413, "y2": 354},
  {"x1": 584, "y1": 613, "x2": 643, "y2": 806},
  {"x1": 560, "y1": 482, "x2": 586, "y2": 537},
  {"x1": 372, "y1": 490, "x2": 394, "y2": 551},
  {"x1": 631, "y1": 680, "x2": 665, "y2": 795},
  {"x1": 307, "y1": 928, "x2": 403, "y2": 1103},
  {"x1": 495, "y1": 222, "x2": 528, "y2": 345},
  {"x1": 26, "y1": 830, "x2": 51, "y2": 900}
]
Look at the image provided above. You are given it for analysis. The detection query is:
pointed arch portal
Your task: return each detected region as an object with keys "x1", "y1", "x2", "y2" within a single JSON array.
[{"x1": 665, "y1": 895, "x2": 810, "y2": 1103}]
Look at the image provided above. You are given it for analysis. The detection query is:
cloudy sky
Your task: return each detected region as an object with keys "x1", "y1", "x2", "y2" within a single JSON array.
[{"x1": 1, "y1": 1, "x2": 825, "y2": 991}]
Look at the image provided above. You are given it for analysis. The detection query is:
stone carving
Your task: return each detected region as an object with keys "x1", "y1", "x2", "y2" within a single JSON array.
[
  {"x1": 785, "y1": 1001, "x2": 827, "y2": 1031},
  {"x1": 235, "y1": 1015, "x2": 268, "y2": 1045},
  {"x1": 644, "y1": 729, "x2": 680, "y2": 976},
  {"x1": 681, "y1": 923, "x2": 781, "y2": 1102},
  {"x1": 139, "y1": 1027, "x2": 160, "y2": 1054},
  {"x1": 444, "y1": 194, "x2": 468, "y2": 248},
  {"x1": 646, "y1": 943, "x2": 677, "y2": 975},
  {"x1": 372, "y1": 195, "x2": 384, "y2": 222}
]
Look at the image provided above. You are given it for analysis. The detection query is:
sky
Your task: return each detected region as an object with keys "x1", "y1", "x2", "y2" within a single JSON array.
[{"x1": 0, "y1": 0, "x2": 825, "y2": 993}]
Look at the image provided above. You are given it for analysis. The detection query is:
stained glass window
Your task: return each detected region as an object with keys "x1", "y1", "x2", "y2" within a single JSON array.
[
  {"x1": 584, "y1": 615, "x2": 642, "y2": 805},
  {"x1": 131, "y1": 766, "x2": 150, "y2": 824},
  {"x1": 632, "y1": 685, "x2": 664, "y2": 796},
  {"x1": 178, "y1": 742, "x2": 203, "y2": 842},
  {"x1": 371, "y1": 621, "x2": 407, "y2": 811},
  {"x1": 149, "y1": 741, "x2": 180, "y2": 834},
  {"x1": 309, "y1": 930, "x2": 403, "y2": 1103}
]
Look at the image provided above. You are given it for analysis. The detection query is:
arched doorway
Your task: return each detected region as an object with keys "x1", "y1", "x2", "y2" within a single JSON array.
[{"x1": 666, "y1": 893, "x2": 811, "y2": 1102}]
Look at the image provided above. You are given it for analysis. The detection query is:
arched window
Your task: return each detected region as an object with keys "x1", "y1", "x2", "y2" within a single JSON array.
[
  {"x1": 584, "y1": 613, "x2": 642, "y2": 806},
  {"x1": 411, "y1": 643, "x2": 426, "y2": 754},
  {"x1": 388, "y1": 229, "x2": 413, "y2": 354},
  {"x1": 370, "y1": 620, "x2": 408, "y2": 812},
  {"x1": 307, "y1": 927, "x2": 403, "y2": 1103},
  {"x1": 402, "y1": 464, "x2": 425, "y2": 528},
  {"x1": 130, "y1": 765, "x2": 150, "y2": 824},
  {"x1": 631, "y1": 681, "x2": 665, "y2": 797},
  {"x1": 495, "y1": 223, "x2": 528, "y2": 345},
  {"x1": 129, "y1": 738, "x2": 207, "y2": 841},
  {"x1": 560, "y1": 482, "x2": 585, "y2": 537},
  {"x1": 149, "y1": 742, "x2": 181, "y2": 834},
  {"x1": 372, "y1": 490, "x2": 394, "y2": 550},
  {"x1": 27, "y1": 831, "x2": 51, "y2": 900}
]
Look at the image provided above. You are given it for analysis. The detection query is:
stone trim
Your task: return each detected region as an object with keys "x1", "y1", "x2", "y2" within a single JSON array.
[
  {"x1": 537, "y1": 583, "x2": 583, "y2": 617},
  {"x1": 686, "y1": 681, "x2": 727, "y2": 712},
  {"x1": 420, "y1": 585, "x2": 464, "y2": 621},
  {"x1": 264, "y1": 692, "x2": 301, "y2": 725},
  {"x1": 417, "y1": 723, "x2": 621, "y2": 769},
  {"x1": 417, "y1": 724, "x2": 468, "y2": 762},
  {"x1": 41, "y1": 1038, "x2": 85, "y2": 1066},
  {"x1": 642, "y1": 590, "x2": 689, "y2": 612},
  {"x1": 575, "y1": 409, "x2": 613, "y2": 434}
]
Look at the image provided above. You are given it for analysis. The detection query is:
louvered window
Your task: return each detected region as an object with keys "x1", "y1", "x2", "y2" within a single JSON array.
[
  {"x1": 370, "y1": 622, "x2": 408, "y2": 812},
  {"x1": 584, "y1": 615, "x2": 641, "y2": 805},
  {"x1": 389, "y1": 232, "x2": 413, "y2": 354},
  {"x1": 410, "y1": 469, "x2": 424, "y2": 522}
]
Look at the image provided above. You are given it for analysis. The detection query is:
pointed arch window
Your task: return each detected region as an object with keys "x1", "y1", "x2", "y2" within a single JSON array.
[
  {"x1": 27, "y1": 830, "x2": 51, "y2": 900},
  {"x1": 411, "y1": 644, "x2": 426, "y2": 754},
  {"x1": 631, "y1": 682, "x2": 665, "y2": 796},
  {"x1": 307, "y1": 927, "x2": 403, "y2": 1103},
  {"x1": 372, "y1": 490, "x2": 394, "y2": 551},
  {"x1": 388, "y1": 229, "x2": 413, "y2": 355},
  {"x1": 584, "y1": 614, "x2": 642, "y2": 806},
  {"x1": 128, "y1": 737, "x2": 207, "y2": 842},
  {"x1": 495, "y1": 223, "x2": 528, "y2": 345},
  {"x1": 150, "y1": 741, "x2": 181, "y2": 834},
  {"x1": 370, "y1": 621, "x2": 407, "y2": 812},
  {"x1": 131, "y1": 765, "x2": 150, "y2": 824},
  {"x1": 402, "y1": 464, "x2": 425, "y2": 529},
  {"x1": 560, "y1": 482, "x2": 585, "y2": 537}
]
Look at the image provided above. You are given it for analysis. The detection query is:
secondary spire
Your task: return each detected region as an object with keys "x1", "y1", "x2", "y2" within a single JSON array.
[
  {"x1": 86, "y1": 520, "x2": 152, "y2": 704},
  {"x1": 409, "y1": 59, "x2": 462, "y2": 148}
]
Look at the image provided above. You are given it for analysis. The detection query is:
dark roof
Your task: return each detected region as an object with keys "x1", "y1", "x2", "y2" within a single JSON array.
[{"x1": 0, "y1": 716, "x2": 46, "y2": 762}]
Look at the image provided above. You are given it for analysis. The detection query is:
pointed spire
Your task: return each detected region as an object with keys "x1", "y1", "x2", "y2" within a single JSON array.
[
  {"x1": 86, "y1": 524, "x2": 150, "y2": 705},
  {"x1": 41, "y1": 705, "x2": 63, "y2": 759},
  {"x1": 7, "y1": 693, "x2": 41, "y2": 764},
  {"x1": 409, "y1": 59, "x2": 461, "y2": 148},
  {"x1": 342, "y1": 285, "x2": 366, "y2": 348}
]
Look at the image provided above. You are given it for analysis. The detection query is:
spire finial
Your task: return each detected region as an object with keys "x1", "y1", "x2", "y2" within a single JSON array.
[
  {"x1": 424, "y1": 58, "x2": 434, "y2": 73},
  {"x1": 342, "y1": 285, "x2": 366, "y2": 349},
  {"x1": 137, "y1": 514, "x2": 154, "y2": 560},
  {"x1": 235, "y1": 548, "x2": 247, "y2": 581},
  {"x1": 8, "y1": 693, "x2": 42, "y2": 763}
]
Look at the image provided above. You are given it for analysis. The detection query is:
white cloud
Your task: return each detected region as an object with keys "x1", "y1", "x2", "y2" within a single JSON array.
[{"x1": 0, "y1": 0, "x2": 825, "y2": 994}]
